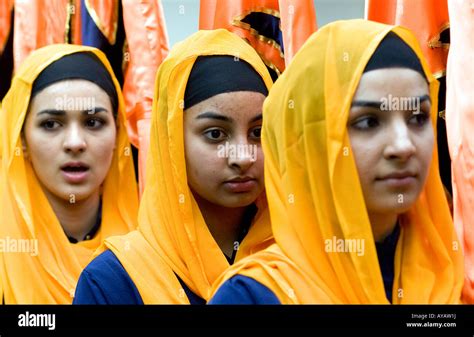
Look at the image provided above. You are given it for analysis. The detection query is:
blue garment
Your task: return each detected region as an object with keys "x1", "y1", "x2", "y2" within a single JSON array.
[
  {"x1": 67, "y1": 199, "x2": 102, "y2": 244},
  {"x1": 80, "y1": 0, "x2": 126, "y2": 85},
  {"x1": 73, "y1": 250, "x2": 205, "y2": 305},
  {"x1": 74, "y1": 205, "x2": 259, "y2": 305},
  {"x1": 208, "y1": 275, "x2": 280, "y2": 304},
  {"x1": 375, "y1": 224, "x2": 400, "y2": 303},
  {"x1": 210, "y1": 226, "x2": 401, "y2": 304}
]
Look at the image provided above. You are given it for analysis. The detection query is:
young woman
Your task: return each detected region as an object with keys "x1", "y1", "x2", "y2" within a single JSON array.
[
  {"x1": 209, "y1": 20, "x2": 464, "y2": 304},
  {"x1": 0, "y1": 44, "x2": 138, "y2": 304},
  {"x1": 73, "y1": 29, "x2": 274, "y2": 304}
]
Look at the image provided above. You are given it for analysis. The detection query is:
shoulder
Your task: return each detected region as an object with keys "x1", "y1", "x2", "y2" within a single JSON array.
[
  {"x1": 208, "y1": 275, "x2": 280, "y2": 304},
  {"x1": 73, "y1": 250, "x2": 143, "y2": 305}
]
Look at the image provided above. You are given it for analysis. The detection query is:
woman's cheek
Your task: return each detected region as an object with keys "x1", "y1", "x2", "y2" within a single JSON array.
[{"x1": 93, "y1": 132, "x2": 116, "y2": 177}]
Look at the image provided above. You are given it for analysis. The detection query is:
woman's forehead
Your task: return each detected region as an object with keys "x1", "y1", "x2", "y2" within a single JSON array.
[{"x1": 353, "y1": 68, "x2": 429, "y2": 101}]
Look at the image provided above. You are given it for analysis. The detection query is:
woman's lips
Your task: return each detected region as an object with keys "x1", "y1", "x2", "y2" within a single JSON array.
[
  {"x1": 376, "y1": 172, "x2": 417, "y2": 188},
  {"x1": 60, "y1": 163, "x2": 90, "y2": 184},
  {"x1": 378, "y1": 176, "x2": 417, "y2": 188},
  {"x1": 223, "y1": 179, "x2": 257, "y2": 193}
]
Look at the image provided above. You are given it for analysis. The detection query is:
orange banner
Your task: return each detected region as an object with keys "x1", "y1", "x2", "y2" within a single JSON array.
[
  {"x1": 367, "y1": 0, "x2": 449, "y2": 78},
  {"x1": 279, "y1": 0, "x2": 317, "y2": 65},
  {"x1": 199, "y1": 0, "x2": 316, "y2": 76},
  {"x1": 122, "y1": 0, "x2": 169, "y2": 195},
  {"x1": 0, "y1": 0, "x2": 13, "y2": 54},
  {"x1": 13, "y1": 0, "x2": 82, "y2": 72}
]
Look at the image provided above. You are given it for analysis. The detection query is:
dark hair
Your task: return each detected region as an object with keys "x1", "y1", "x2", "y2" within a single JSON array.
[{"x1": 184, "y1": 55, "x2": 268, "y2": 110}]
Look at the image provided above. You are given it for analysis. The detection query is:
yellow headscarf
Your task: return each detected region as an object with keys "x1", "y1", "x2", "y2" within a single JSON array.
[
  {"x1": 211, "y1": 20, "x2": 464, "y2": 304},
  {"x1": 0, "y1": 44, "x2": 138, "y2": 304},
  {"x1": 103, "y1": 29, "x2": 274, "y2": 303},
  {"x1": 0, "y1": 102, "x2": 2, "y2": 161}
]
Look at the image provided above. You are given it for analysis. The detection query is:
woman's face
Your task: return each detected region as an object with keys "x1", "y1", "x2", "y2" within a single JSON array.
[
  {"x1": 24, "y1": 79, "x2": 117, "y2": 202},
  {"x1": 348, "y1": 68, "x2": 434, "y2": 219},
  {"x1": 184, "y1": 91, "x2": 266, "y2": 208}
]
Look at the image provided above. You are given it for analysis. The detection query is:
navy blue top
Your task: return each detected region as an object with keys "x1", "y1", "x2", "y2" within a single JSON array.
[
  {"x1": 209, "y1": 226, "x2": 401, "y2": 304},
  {"x1": 208, "y1": 275, "x2": 280, "y2": 304},
  {"x1": 67, "y1": 200, "x2": 102, "y2": 244},
  {"x1": 74, "y1": 205, "x2": 258, "y2": 305},
  {"x1": 375, "y1": 224, "x2": 400, "y2": 303},
  {"x1": 73, "y1": 250, "x2": 205, "y2": 305}
]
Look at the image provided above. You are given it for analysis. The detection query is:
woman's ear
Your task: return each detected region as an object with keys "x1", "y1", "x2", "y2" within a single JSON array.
[{"x1": 21, "y1": 133, "x2": 29, "y2": 160}]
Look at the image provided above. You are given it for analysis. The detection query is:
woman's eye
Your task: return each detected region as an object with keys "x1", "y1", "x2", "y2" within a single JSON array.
[
  {"x1": 249, "y1": 126, "x2": 262, "y2": 139},
  {"x1": 351, "y1": 116, "x2": 380, "y2": 130},
  {"x1": 40, "y1": 120, "x2": 61, "y2": 130},
  {"x1": 85, "y1": 118, "x2": 105, "y2": 129},
  {"x1": 408, "y1": 112, "x2": 429, "y2": 127},
  {"x1": 204, "y1": 129, "x2": 227, "y2": 141}
]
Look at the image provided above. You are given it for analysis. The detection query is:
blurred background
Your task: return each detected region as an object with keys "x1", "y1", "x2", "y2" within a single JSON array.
[{"x1": 162, "y1": 0, "x2": 365, "y2": 47}]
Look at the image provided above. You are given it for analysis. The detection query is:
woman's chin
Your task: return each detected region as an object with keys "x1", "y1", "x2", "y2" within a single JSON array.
[
  {"x1": 374, "y1": 199, "x2": 417, "y2": 216},
  {"x1": 52, "y1": 185, "x2": 98, "y2": 204},
  {"x1": 215, "y1": 192, "x2": 260, "y2": 208}
]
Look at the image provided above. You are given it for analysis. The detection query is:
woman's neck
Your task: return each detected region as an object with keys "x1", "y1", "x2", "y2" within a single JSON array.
[
  {"x1": 44, "y1": 189, "x2": 101, "y2": 242},
  {"x1": 192, "y1": 192, "x2": 249, "y2": 259},
  {"x1": 369, "y1": 212, "x2": 398, "y2": 243}
]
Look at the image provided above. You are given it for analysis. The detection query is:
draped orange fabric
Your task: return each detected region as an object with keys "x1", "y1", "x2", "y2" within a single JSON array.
[
  {"x1": 279, "y1": 0, "x2": 317, "y2": 65},
  {"x1": 446, "y1": 0, "x2": 474, "y2": 304},
  {"x1": 121, "y1": 0, "x2": 169, "y2": 195},
  {"x1": 0, "y1": 44, "x2": 138, "y2": 303},
  {"x1": 199, "y1": 0, "x2": 316, "y2": 75},
  {"x1": 366, "y1": 0, "x2": 449, "y2": 78},
  {"x1": 211, "y1": 20, "x2": 464, "y2": 304},
  {"x1": 0, "y1": 0, "x2": 13, "y2": 55},
  {"x1": 13, "y1": 0, "x2": 82, "y2": 72}
]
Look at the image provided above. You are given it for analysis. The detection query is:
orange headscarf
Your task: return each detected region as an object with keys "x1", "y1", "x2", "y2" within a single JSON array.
[
  {"x1": 102, "y1": 29, "x2": 274, "y2": 303},
  {"x1": 211, "y1": 20, "x2": 464, "y2": 304},
  {"x1": 0, "y1": 44, "x2": 138, "y2": 304}
]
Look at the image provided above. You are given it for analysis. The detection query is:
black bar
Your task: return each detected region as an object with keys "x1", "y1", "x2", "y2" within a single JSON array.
[{"x1": 0, "y1": 305, "x2": 472, "y2": 335}]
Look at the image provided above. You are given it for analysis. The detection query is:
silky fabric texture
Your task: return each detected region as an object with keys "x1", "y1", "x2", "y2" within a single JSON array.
[
  {"x1": 446, "y1": 0, "x2": 474, "y2": 304},
  {"x1": 0, "y1": 44, "x2": 138, "y2": 304},
  {"x1": 210, "y1": 20, "x2": 464, "y2": 304},
  {"x1": 0, "y1": 102, "x2": 2, "y2": 160},
  {"x1": 102, "y1": 29, "x2": 274, "y2": 303}
]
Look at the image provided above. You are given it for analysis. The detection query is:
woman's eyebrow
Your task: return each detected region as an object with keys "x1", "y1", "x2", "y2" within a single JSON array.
[
  {"x1": 250, "y1": 113, "x2": 262, "y2": 123},
  {"x1": 37, "y1": 109, "x2": 65, "y2": 116},
  {"x1": 350, "y1": 100, "x2": 383, "y2": 109},
  {"x1": 351, "y1": 95, "x2": 432, "y2": 109},
  {"x1": 196, "y1": 111, "x2": 233, "y2": 123},
  {"x1": 83, "y1": 107, "x2": 108, "y2": 115},
  {"x1": 37, "y1": 107, "x2": 107, "y2": 116}
]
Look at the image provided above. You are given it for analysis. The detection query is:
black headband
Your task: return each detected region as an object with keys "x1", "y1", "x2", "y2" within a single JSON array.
[
  {"x1": 31, "y1": 52, "x2": 118, "y2": 115},
  {"x1": 364, "y1": 32, "x2": 426, "y2": 78},
  {"x1": 184, "y1": 55, "x2": 268, "y2": 110}
]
